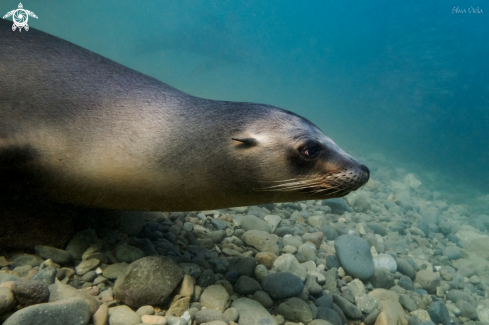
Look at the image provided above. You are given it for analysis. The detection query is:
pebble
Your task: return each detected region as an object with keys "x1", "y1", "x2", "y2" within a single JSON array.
[
  {"x1": 240, "y1": 215, "x2": 271, "y2": 233},
  {"x1": 278, "y1": 297, "x2": 313, "y2": 323},
  {"x1": 141, "y1": 315, "x2": 167, "y2": 324},
  {"x1": 253, "y1": 290, "x2": 273, "y2": 308},
  {"x1": 200, "y1": 285, "x2": 229, "y2": 312},
  {"x1": 254, "y1": 264, "x2": 269, "y2": 282},
  {"x1": 241, "y1": 230, "x2": 279, "y2": 255},
  {"x1": 0, "y1": 287, "x2": 15, "y2": 314},
  {"x1": 316, "y1": 307, "x2": 342, "y2": 325},
  {"x1": 234, "y1": 275, "x2": 262, "y2": 295},
  {"x1": 223, "y1": 307, "x2": 239, "y2": 322},
  {"x1": 114, "y1": 256, "x2": 183, "y2": 307},
  {"x1": 65, "y1": 229, "x2": 98, "y2": 260},
  {"x1": 48, "y1": 282, "x2": 101, "y2": 315},
  {"x1": 109, "y1": 305, "x2": 141, "y2": 325},
  {"x1": 373, "y1": 254, "x2": 397, "y2": 272},
  {"x1": 76, "y1": 258, "x2": 101, "y2": 275},
  {"x1": 195, "y1": 309, "x2": 228, "y2": 324},
  {"x1": 369, "y1": 267, "x2": 395, "y2": 289},
  {"x1": 272, "y1": 254, "x2": 307, "y2": 281},
  {"x1": 11, "y1": 280, "x2": 49, "y2": 306},
  {"x1": 333, "y1": 294, "x2": 362, "y2": 319},
  {"x1": 34, "y1": 245, "x2": 72, "y2": 265},
  {"x1": 334, "y1": 235, "x2": 374, "y2": 280},
  {"x1": 197, "y1": 269, "x2": 217, "y2": 287},
  {"x1": 3, "y1": 297, "x2": 90, "y2": 325},
  {"x1": 8, "y1": 254, "x2": 44, "y2": 268},
  {"x1": 254, "y1": 252, "x2": 277, "y2": 269},
  {"x1": 114, "y1": 245, "x2": 145, "y2": 263},
  {"x1": 260, "y1": 272, "x2": 304, "y2": 300},
  {"x1": 427, "y1": 301, "x2": 451, "y2": 325},
  {"x1": 93, "y1": 303, "x2": 108, "y2": 325},
  {"x1": 136, "y1": 305, "x2": 155, "y2": 317},
  {"x1": 441, "y1": 246, "x2": 461, "y2": 260},
  {"x1": 414, "y1": 270, "x2": 440, "y2": 294},
  {"x1": 232, "y1": 298, "x2": 277, "y2": 325},
  {"x1": 396, "y1": 258, "x2": 416, "y2": 280}
]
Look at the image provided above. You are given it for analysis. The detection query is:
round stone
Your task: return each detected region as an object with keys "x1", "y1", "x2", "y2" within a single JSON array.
[
  {"x1": 261, "y1": 272, "x2": 304, "y2": 300},
  {"x1": 334, "y1": 235, "x2": 374, "y2": 280},
  {"x1": 113, "y1": 256, "x2": 184, "y2": 307}
]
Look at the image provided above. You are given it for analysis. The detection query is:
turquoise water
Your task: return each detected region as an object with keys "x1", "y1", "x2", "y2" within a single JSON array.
[{"x1": 3, "y1": 0, "x2": 488, "y2": 195}]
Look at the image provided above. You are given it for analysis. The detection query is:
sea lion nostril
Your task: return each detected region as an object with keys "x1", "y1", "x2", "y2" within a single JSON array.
[{"x1": 360, "y1": 164, "x2": 370, "y2": 177}]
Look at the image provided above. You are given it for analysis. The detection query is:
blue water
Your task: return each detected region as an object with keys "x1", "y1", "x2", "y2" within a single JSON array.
[{"x1": 3, "y1": 0, "x2": 488, "y2": 195}]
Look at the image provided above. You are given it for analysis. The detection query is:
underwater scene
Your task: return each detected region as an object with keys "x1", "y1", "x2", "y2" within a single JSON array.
[{"x1": 0, "y1": 0, "x2": 488, "y2": 324}]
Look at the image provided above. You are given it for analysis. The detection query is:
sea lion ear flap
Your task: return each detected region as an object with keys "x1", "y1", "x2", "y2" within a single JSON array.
[{"x1": 232, "y1": 137, "x2": 258, "y2": 147}]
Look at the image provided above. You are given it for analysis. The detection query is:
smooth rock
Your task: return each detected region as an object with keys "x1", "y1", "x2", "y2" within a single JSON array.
[
  {"x1": 261, "y1": 272, "x2": 304, "y2": 300},
  {"x1": 441, "y1": 247, "x2": 461, "y2": 260},
  {"x1": 114, "y1": 256, "x2": 184, "y2": 307},
  {"x1": 76, "y1": 259, "x2": 100, "y2": 275},
  {"x1": 93, "y1": 303, "x2": 108, "y2": 325},
  {"x1": 195, "y1": 309, "x2": 228, "y2": 324},
  {"x1": 240, "y1": 215, "x2": 271, "y2": 233},
  {"x1": 427, "y1": 301, "x2": 451, "y2": 325},
  {"x1": 136, "y1": 305, "x2": 155, "y2": 317},
  {"x1": 241, "y1": 230, "x2": 279, "y2": 255},
  {"x1": 223, "y1": 307, "x2": 239, "y2": 322},
  {"x1": 308, "y1": 320, "x2": 334, "y2": 325},
  {"x1": 200, "y1": 285, "x2": 229, "y2": 312},
  {"x1": 66, "y1": 229, "x2": 98, "y2": 260},
  {"x1": 369, "y1": 267, "x2": 395, "y2": 289},
  {"x1": 278, "y1": 297, "x2": 313, "y2": 323},
  {"x1": 334, "y1": 235, "x2": 374, "y2": 280},
  {"x1": 396, "y1": 259, "x2": 416, "y2": 280},
  {"x1": 373, "y1": 254, "x2": 397, "y2": 272},
  {"x1": 316, "y1": 307, "x2": 342, "y2": 325},
  {"x1": 166, "y1": 295, "x2": 190, "y2": 317},
  {"x1": 9, "y1": 254, "x2": 44, "y2": 268},
  {"x1": 179, "y1": 274, "x2": 195, "y2": 297},
  {"x1": 0, "y1": 287, "x2": 15, "y2": 314},
  {"x1": 114, "y1": 245, "x2": 145, "y2": 264},
  {"x1": 34, "y1": 245, "x2": 72, "y2": 265},
  {"x1": 232, "y1": 297, "x2": 277, "y2": 325},
  {"x1": 254, "y1": 264, "x2": 269, "y2": 282},
  {"x1": 303, "y1": 232, "x2": 324, "y2": 248},
  {"x1": 141, "y1": 315, "x2": 167, "y2": 324},
  {"x1": 355, "y1": 293, "x2": 379, "y2": 314},
  {"x1": 48, "y1": 282, "x2": 100, "y2": 316},
  {"x1": 271, "y1": 254, "x2": 307, "y2": 281},
  {"x1": 178, "y1": 263, "x2": 202, "y2": 279},
  {"x1": 455, "y1": 300, "x2": 477, "y2": 320},
  {"x1": 3, "y1": 297, "x2": 90, "y2": 325},
  {"x1": 253, "y1": 290, "x2": 273, "y2": 308},
  {"x1": 11, "y1": 280, "x2": 49, "y2": 306},
  {"x1": 102, "y1": 263, "x2": 128, "y2": 280},
  {"x1": 198, "y1": 269, "x2": 218, "y2": 287},
  {"x1": 254, "y1": 252, "x2": 277, "y2": 269},
  {"x1": 368, "y1": 289, "x2": 406, "y2": 325},
  {"x1": 234, "y1": 276, "x2": 261, "y2": 295},
  {"x1": 333, "y1": 294, "x2": 362, "y2": 319},
  {"x1": 414, "y1": 270, "x2": 440, "y2": 294},
  {"x1": 109, "y1": 305, "x2": 141, "y2": 325}
]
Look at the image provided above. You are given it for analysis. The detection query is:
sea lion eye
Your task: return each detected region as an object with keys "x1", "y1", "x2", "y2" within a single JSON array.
[{"x1": 301, "y1": 146, "x2": 321, "y2": 159}]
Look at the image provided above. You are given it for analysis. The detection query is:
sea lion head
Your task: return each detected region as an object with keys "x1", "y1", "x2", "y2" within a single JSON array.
[{"x1": 227, "y1": 104, "x2": 369, "y2": 204}]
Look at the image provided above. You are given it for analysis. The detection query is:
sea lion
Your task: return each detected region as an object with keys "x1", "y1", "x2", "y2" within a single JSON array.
[{"x1": 0, "y1": 18, "x2": 369, "y2": 212}]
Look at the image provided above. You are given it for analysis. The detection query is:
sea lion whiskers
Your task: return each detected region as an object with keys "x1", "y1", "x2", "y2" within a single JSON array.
[{"x1": 257, "y1": 174, "x2": 338, "y2": 192}]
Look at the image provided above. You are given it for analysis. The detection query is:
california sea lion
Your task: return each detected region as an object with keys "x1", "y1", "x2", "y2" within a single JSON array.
[{"x1": 0, "y1": 19, "x2": 369, "y2": 212}]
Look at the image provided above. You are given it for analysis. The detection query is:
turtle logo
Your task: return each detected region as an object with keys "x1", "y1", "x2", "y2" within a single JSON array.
[{"x1": 3, "y1": 3, "x2": 38, "y2": 32}]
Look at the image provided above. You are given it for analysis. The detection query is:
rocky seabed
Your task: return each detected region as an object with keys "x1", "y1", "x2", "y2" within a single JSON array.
[{"x1": 1, "y1": 161, "x2": 489, "y2": 325}]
